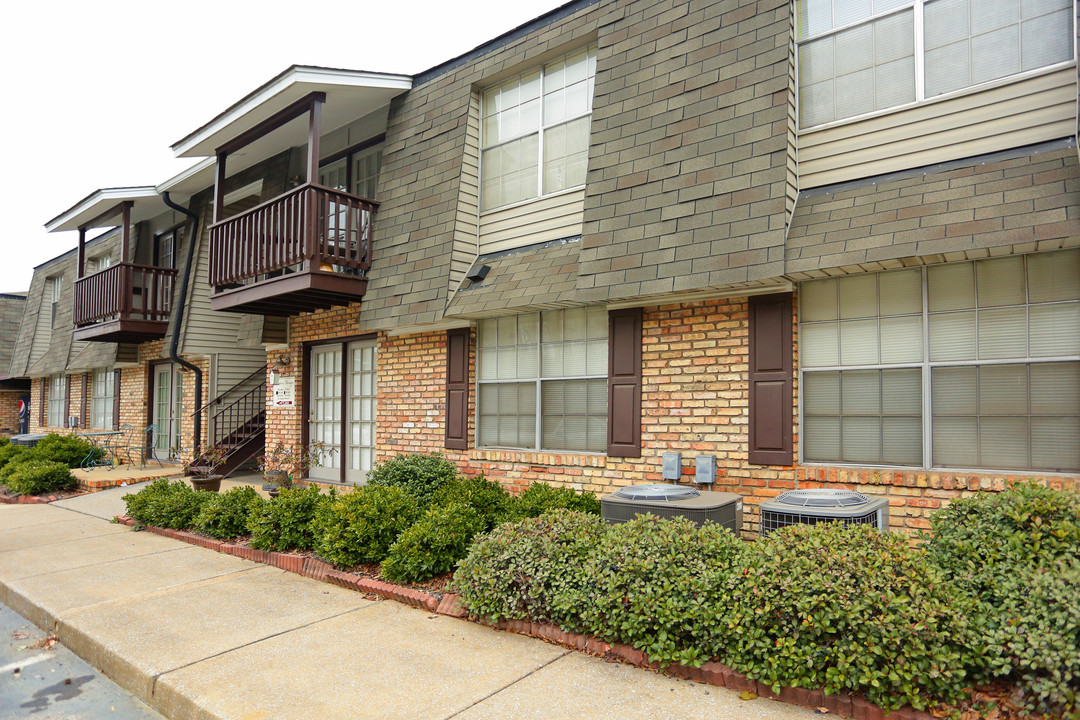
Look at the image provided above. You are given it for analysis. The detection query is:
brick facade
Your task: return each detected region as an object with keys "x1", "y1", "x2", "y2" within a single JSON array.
[{"x1": 0, "y1": 391, "x2": 22, "y2": 435}]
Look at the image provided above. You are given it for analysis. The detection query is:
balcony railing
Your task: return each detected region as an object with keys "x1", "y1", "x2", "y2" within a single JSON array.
[
  {"x1": 73, "y1": 263, "x2": 178, "y2": 339},
  {"x1": 208, "y1": 183, "x2": 377, "y2": 315}
]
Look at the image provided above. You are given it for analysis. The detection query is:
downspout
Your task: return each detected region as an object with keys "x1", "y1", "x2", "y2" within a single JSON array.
[{"x1": 161, "y1": 191, "x2": 204, "y2": 455}]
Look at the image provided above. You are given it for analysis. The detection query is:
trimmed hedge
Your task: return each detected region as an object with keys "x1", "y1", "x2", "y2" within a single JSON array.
[
  {"x1": 512, "y1": 481, "x2": 601, "y2": 518},
  {"x1": 248, "y1": 485, "x2": 330, "y2": 552},
  {"x1": 314, "y1": 486, "x2": 419, "y2": 568},
  {"x1": 194, "y1": 486, "x2": 264, "y2": 540},
  {"x1": 432, "y1": 475, "x2": 512, "y2": 529},
  {"x1": 382, "y1": 502, "x2": 486, "y2": 583},
  {"x1": 1, "y1": 460, "x2": 76, "y2": 496},
  {"x1": 122, "y1": 478, "x2": 214, "y2": 529},
  {"x1": 366, "y1": 453, "x2": 458, "y2": 506}
]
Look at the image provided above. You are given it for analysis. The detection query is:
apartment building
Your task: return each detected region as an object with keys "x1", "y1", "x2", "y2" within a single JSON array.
[{"x1": 24, "y1": 0, "x2": 1079, "y2": 530}]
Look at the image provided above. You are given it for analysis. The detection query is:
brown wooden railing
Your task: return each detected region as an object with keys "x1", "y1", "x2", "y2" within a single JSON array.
[
  {"x1": 208, "y1": 182, "x2": 377, "y2": 288},
  {"x1": 73, "y1": 262, "x2": 178, "y2": 326},
  {"x1": 206, "y1": 370, "x2": 266, "y2": 450}
]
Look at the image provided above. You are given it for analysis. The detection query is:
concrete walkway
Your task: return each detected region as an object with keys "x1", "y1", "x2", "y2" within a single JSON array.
[{"x1": 0, "y1": 488, "x2": 818, "y2": 720}]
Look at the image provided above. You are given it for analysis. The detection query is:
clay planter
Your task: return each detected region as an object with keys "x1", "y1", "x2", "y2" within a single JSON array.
[{"x1": 191, "y1": 475, "x2": 222, "y2": 492}]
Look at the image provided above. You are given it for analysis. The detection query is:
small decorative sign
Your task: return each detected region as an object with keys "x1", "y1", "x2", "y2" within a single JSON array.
[{"x1": 272, "y1": 377, "x2": 296, "y2": 407}]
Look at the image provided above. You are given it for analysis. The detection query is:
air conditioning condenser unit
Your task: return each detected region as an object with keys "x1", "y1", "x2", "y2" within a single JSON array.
[
  {"x1": 600, "y1": 484, "x2": 743, "y2": 533},
  {"x1": 758, "y1": 489, "x2": 889, "y2": 538}
]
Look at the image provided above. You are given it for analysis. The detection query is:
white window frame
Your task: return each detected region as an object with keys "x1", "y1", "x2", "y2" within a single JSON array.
[
  {"x1": 90, "y1": 369, "x2": 115, "y2": 430},
  {"x1": 476, "y1": 308, "x2": 609, "y2": 453},
  {"x1": 796, "y1": 0, "x2": 1078, "y2": 131},
  {"x1": 479, "y1": 44, "x2": 597, "y2": 213},
  {"x1": 47, "y1": 375, "x2": 66, "y2": 428},
  {"x1": 48, "y1": 275, "x2": 63, "y2": 328},
  {"x1": 798, "y1": 251, "x2": 1080, "y2": 474}
]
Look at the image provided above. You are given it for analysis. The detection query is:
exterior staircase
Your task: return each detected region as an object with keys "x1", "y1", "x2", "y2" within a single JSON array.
[{"x1": 189, "y1": 368, "x2": 266, "y2": 477}]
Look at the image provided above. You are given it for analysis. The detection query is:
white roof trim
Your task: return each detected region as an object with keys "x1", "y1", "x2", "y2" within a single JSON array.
[
  {"x1": 156, "y1": 157, "x2": 215, "y2": 194},
  {"x1": 171, "y1": 65, "x2": 412, "y2": 158},
  {"x1": 45, "y1": 187, "x2": 160, "y2": 233}
]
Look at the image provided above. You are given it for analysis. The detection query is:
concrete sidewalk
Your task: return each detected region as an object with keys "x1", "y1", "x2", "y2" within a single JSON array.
[{"x1": 0, "y1": 488, "x2": 817, "y2": 720}]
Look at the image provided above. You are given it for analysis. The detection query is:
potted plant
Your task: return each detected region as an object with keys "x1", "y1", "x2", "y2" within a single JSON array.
[
  {"x1": 183, "y1": 445, "x2": 229, "y2": 492},
  {"x1": 257, "y1": 441, "x2": 331, "y2": 497}
]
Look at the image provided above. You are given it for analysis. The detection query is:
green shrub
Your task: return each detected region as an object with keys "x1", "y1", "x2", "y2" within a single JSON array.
[
  {"x1": 987, "y1": 557, "x2": 1080, "y2": 720},
  {"x1": 452, "y1": 510, "x2": 605, "y2": 626},
  {"x1": 382, "y1": 502, "x2": 486, "y2": 583},
  {"x1": 578, "y1": 515, "x2": 743, "y2": 668},
  {"x1": 123, "y1": 478, "x2": 175, "y2": 525},
  {"x1": 723, "y1": 523, "x2": 983, "y2": 711},
  {"x1": 314, "y1": 486, "x2": 420, "y2": 568},
  {"x1": 366, "y1": 453, "x2": 458, "y2": 506},
  {"x1": 0, "y1": 445, "x2": 31, "y2": 481},
  {"x1": 432, "y1": 475, "x2": 512, "y2": 529},
  {"x1": 2, "y1": 460, "x2": 76, "y2": 496},
  {"x1": 512, "y1": 481, "x2": 601, "y2": 518},
  {"x1": 30, "y1": 434, "x2": 101, "y2": 468},
  {"x1": 248, "y1": 485, "x2": 330, "y2": 552},
  {"x1": 926, "y1": 482, "x2": 1080, "y2": 717},
  {"x1": 121, "y1": 479, "x2": 212, "y2": 529},
  {"x1": 0, "y1": 436, "x2": 9, "y2": 447},
  {"x1": 193, "y1": 486, "x2": 264, "y2": 539}
]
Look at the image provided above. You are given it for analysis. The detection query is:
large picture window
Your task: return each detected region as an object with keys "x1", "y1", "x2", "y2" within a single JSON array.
[
  {"x1": 91, "y1": 369, "x2": 115, "y2": 430},
  {"x1": 477, "y1": 307, "x2": 608, "y2": 452},
  {"x1": 797, "y1": 0, "x2": 1076, "y2": 128},
  {"x1": 799, "y1": 250, "x2": 1080, "y2": 473},
  {"x1": 480, "y1": 45, "x2": 596, "y2": 212}
]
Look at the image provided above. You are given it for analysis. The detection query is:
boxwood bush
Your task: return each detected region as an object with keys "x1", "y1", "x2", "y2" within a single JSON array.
[
  {"x1": 366, "y1": 453, "x2": 458, "y2": 506},
  {"x1": 193, "y1": 486, "x2": 264, "y2": 540},
  {"x1": 122, "y1": 478, "x2": 213, "y2": 529},
  {"x1": 2, "y1": 460, "x2": 76, "y2": 496},
  {"x1": 248, "y1": 485, "x2": 330, "y2": 552},
  {"x1": 453, "y1": 510, "x2": 605, "y2": 626},
  {"x1": 382, "y1": 502, "x2": 486, "y2": 583},
  {"x1": 723, "y1": 522, "x2": 983, "y2": 711},
  {"x1": 926, "y1": 482, "x2": 1080, "y2": 718},
  {"x1": 431, "y1": 474, "x2": 512, "y2": 529},
  {"x1": 313, "y1": 486, "x2": 419, "y2": 567},
  {"x1": 31, "y1": 434, "x2": 101, "y2": 468},
  {"x1": 511, "y1": 481, "x2": 601, "y2": 518},
  {"x1": 579, "y1": 515, "x2": 743, "y2": 668},
  {"x1": 0, "y1": 444, "x2": 30, "y2": 480}
]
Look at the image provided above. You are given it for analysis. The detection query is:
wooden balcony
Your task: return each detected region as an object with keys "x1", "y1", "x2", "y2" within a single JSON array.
[
  {"x1": 73, "y1": 263, "x2": 178, "y2": 343},
  {"x1": 208, "y1": 183, "x2": 377, "y2": 316}
]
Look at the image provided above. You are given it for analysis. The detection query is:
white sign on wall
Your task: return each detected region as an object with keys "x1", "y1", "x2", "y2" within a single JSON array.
[{"x1": 272, "y1": 377, "x2": 296, "y2": 407}]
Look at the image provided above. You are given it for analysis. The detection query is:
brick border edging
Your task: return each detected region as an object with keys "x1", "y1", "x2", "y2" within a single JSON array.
[
  {"x1": 114, "y1": 515, "x2": 931, "y2": 720},
  {"x1": 0, "y1": 493, "x2": 81, "y2": 504},
  {"x1": 114, "y1": 516, "x2": 440, "y2": 613}
]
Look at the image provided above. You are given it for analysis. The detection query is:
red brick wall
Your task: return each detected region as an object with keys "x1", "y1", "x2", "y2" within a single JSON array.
[{"x1": 0, "y1": 391, "x2": 22, "y2": 435}]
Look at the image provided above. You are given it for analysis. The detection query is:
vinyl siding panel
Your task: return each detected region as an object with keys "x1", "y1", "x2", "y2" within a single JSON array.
[
  {"x1": 478, "y1": 189, "x2": 586, "y2": 256},
  {"x1": 212, "y1": 350, "x2": 267, "y2": 398},
  {"x1": 799, "y1": 67, "x2": 1078, "y2": 189}
]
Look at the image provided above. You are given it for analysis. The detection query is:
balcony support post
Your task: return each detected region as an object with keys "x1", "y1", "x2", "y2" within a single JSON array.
[
  {"x1": 77, "y1": 228, "x2": 86, "y2": 279},
  {"x1": 307, "y1": 97, "x2": 322, "y2": 183},
  {"x1": 214, "y1": 151, "x2": 227, "y2": 224},
  {"x1": 121, "y1": 201, "x2": 131, "y2": 263}
]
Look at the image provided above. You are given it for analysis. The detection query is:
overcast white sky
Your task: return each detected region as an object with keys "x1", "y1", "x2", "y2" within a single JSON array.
[{"x1": 0, "y1": 0, "x2": 565, "y2": 293}]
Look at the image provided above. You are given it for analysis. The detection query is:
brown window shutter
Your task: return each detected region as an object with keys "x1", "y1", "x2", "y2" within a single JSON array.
[
  {"x1": 113, "y1": 370, "x2": 122, "y2": 431},
  {"x1": 64, "y1": 375, "x2": 73, "y2": 427},
  {"x1": 607, "y1": 308, "x2": 642, "y2": 457},
  {"x1": 444, "y1": 328, "x2": 470, "y2": 450},
  {"x1": 748, "y1": 293, "x2": 794, "y2": 465},
  {"x1": 38, "y1": 378, "x2": 46, "y2": 426}
]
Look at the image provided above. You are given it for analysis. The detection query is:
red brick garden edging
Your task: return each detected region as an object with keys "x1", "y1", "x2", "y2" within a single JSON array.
[
  {"x1": 0, "y1": 493, "x2": 75, "y2": 504},
  {"x1": 115, "y1": 514, "x2": 935, "y2": 720}
]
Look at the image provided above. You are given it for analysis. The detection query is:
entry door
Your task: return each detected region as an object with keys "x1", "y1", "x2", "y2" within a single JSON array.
[
  {"x1": 152, "y1": 364, "x2": 184, "y2": 459},
  {"x1": 307, "y1": 340, "x2": 376, "y2": 484}
]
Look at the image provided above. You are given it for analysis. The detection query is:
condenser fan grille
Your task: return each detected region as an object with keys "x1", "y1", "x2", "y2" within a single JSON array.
[
  {"x1": 612, "y1": 484, "x2": 701, "y2": 502},
  {"x1": 774, "y1": 489, "x2": 870, "y2": 508}
]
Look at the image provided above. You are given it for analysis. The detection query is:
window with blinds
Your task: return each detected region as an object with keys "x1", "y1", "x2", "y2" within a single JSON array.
[
  {"x1": 477, "y1": 307, "x2": 608, "y2": 452},
  {"x1": 47, "y1": 375, "x2": 66, "y2": 427},
  {"x1": 90, "y1": 369, "x2": 115, "y2": 430},
  {"x1": 480, "y1": 45, "x2": 596, "y2": 212},
  {"x1": 797, "y1": 0, "x2": 1075, "y2": 128},
  {"x1": 799, "y1": 249, "x2": 1080, "y2": 472}
]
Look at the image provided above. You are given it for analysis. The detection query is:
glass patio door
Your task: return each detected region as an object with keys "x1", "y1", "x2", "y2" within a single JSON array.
[
  {"x1": 307, "y1": 340, "x2": 376, "y2": 484},
  {"x1": 152, "y1": 364, "x2": 184, "y2": 460}
]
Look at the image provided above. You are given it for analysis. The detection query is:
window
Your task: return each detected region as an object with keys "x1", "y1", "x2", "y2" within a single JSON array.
[
  {"x1": 799, "y1": 249, "x2": 1080, "y2": 472},
  {"x1": 47, "y1": 375, "x2": 66, "y2": 427},
  {"x1": 48, "y1": 275, "x2": 63, "y2": 328},
  {"x1": 798, "y1": 0, "x2": 1075, "y2": 128},
  {"x1": 477, "y1": 307, "x2": 608, "y2": 452},
  {"x1": 155, "y1": 225, "x2": 184, "y2": 270},
  {"x1": 87, "y1": 254, "x2": 112, "y2": 274},
  {"x1": 480, "y1": 45, "x2": 596, "y2": 212},
  {"x1": 91, "y1": 370, "x2": 115, "y2": 429},
  {"x1": 319, "y1": 144, "x2": 383, "y2": 200}
]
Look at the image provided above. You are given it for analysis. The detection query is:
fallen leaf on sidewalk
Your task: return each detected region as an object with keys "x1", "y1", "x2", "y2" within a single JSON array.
[
  {"x1": 739, "y1": 691, "x2": 758, "y2": 701},
  {"x1": 11, "y1": 631, "x2": 27, "y2": 640},
  {"x1": 28, "y1": 636, "x2": 58, "y2": 650}
]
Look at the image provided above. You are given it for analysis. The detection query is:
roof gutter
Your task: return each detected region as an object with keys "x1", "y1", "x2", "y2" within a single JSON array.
[{"x1": 161, "y1": 191, "x2": 204, "y2": 455}]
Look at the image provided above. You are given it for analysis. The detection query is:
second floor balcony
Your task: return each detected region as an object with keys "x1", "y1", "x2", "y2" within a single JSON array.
[
  {"x1": 208, "y1": 183, "x2": 377, "y2": 316},
  {"x1": 73, "y1": 262, "x2": 178, "y2": 343}
]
